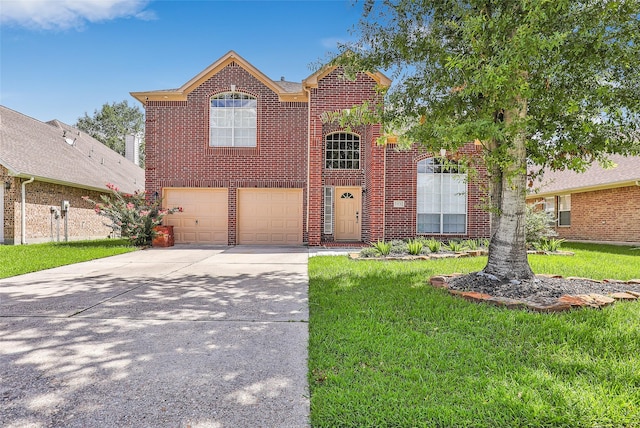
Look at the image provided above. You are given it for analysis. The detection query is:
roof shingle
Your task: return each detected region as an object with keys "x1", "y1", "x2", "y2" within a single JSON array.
[{"x1": 0, "y1": 105, "x2": 144, "y2": 194}]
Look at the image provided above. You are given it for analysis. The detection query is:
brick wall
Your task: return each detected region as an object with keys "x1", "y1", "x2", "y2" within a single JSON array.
[
  {"x1": 1, "y1": 168, "x2": 114, "y2": 244},
  {"x1": 311, "y1": 68, "x2": 384, "y2": 244},
  {"x1": 144, "y1": 62, "x2": 308, "y2": 245},
  {"x1": 384, "y1": 143, "x2": 491, "y2": 240},
  {"x1": 554, "y1": 186, "x2": 640, "y2": 243}
]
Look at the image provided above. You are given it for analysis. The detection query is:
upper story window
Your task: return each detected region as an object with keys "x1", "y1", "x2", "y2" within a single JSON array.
[
  {"x1": 417, "y1": 157, "x2": 467, "y2": 234},
  {"x1": 210, "y1": 92, "x2": 257, "y2": 147},
  {"x1": 325, "y1": 132, "x2": 360, "y2": 169}
]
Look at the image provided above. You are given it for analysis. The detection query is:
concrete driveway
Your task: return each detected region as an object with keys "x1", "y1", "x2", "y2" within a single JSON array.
[{"x1": 0, "y1": 246, "x2": 309, "y2": 428}]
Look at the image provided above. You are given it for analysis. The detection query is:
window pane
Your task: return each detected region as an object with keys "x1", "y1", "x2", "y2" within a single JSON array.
[
  {"x1": 210, "y1": 92, "x2": 257, "y2": 147},
  {"x1": 325, "y1": 133, "x2": 360, "y2": 169},
  {"x1": 443, "y1": 214, "x2": 466, "y2": 233},
  {"x1": 559, "y1": 211, "x2": 571, "y2": 226},
  {"x1": 417, "y1": 214, "x2": 440, "y2": 233},
  {"x1": 417, "y1": 157, "x2": 467, "y2": 234}
]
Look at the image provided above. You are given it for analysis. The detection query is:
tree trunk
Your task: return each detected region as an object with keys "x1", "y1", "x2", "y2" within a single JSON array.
[{"x1": 483, "y1": 101, "x2": 534, "y2": 281}]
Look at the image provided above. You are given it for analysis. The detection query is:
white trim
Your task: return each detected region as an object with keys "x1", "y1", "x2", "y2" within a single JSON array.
[{"x1": 323, "y1": 187, "x2": 334, "y2": 235}]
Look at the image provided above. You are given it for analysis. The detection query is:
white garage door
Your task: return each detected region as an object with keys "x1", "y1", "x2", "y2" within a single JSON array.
[
  {"x1": 237, "y1": 188, "x2": 303, "y2": 245},
  {"x1": 163, "y1": 188, "x2": 228, "y2": 244}
]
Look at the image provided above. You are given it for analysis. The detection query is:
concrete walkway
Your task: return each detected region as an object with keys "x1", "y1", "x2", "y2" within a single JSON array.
[{"x1": 0, "y1": 246, "x2": 309, "y2": 428}]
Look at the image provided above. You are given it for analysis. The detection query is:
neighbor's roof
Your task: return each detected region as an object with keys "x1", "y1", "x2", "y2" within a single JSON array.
[
  {"x1": 0, "y1": 105, "x2": 144, "y2": 194},
  {"x1": 130, "y1": 50, "x2": 390, "y2": 104},
  {"x1": 529, "y1": 154, "x2": 640, "y2": 197}
]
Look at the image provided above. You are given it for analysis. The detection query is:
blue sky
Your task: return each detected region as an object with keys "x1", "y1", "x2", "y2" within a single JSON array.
[{"x1": 1, "y1": 0, "x2": 364, "y2": 125}]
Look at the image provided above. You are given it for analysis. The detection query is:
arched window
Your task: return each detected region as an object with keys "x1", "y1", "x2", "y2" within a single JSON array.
[
  {"x1": 210, "y1": 92, "x2": 257, "y2": 147},
  {"x1": 325, "y1": 132, "x2": 360, "y2": 169},
  {"x1": 417, "y1": 158, "x2": 467, "y2": 234}
]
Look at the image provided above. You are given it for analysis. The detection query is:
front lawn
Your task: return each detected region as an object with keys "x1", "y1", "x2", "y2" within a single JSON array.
[
  {"x1": 0, "y1": 239, "x2": 137, "y2": 279},
  {"x1": 308, "y1": 243, "x2": 640, "y2": 427}
]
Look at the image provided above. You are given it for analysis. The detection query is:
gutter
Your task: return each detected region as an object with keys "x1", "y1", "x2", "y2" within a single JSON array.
[
  {"x1": 21, "y1": 177, "x2": 35, "y2": 244},
  {"x1": 526, "y1": 179, "x2": 640, "y2": 199},
  {"x1": 304, "y1": 85, "x2": 311, "y2": 238}
]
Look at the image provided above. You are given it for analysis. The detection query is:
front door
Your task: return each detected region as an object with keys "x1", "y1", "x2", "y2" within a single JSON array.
[{"x1": 335, "y1": 187, "x2": 361, "y2": 241}]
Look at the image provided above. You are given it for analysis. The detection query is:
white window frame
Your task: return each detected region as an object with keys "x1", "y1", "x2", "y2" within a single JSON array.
[
  {"x1": 210, "y1": 92, "x2": 257, "y2": 147},
  {"x1": 558, "y1": 194, "x2": 571, "y2": 227},
  {"x1": 416, "y1": 157, "x2": 467, "y2": 234},
  {"x1": 324, "y1": 187, "x2": 334, "y2": 234},
  {"x1": 325, "y1": 132, "x2": 360, "y2": 169}
]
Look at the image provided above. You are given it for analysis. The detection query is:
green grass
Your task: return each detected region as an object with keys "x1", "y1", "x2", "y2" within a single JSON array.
[
  {"x1": 309, "y1": 243, "x2": 640, "y2": 427},
  {"x1": 0, "y1": 239, "x2": 137, "y2": 278}
]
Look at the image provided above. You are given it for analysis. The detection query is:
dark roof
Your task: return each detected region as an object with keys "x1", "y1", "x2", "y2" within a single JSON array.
[
  {"x1": 530, "y1": 154, "x2": 640, "y2": 197},
  {"x1": 273, "y1": 80, "x2": 303, "y2": 93},
  {"x1": 0, "y1": 105, "x2": 144, "y2": 194}
]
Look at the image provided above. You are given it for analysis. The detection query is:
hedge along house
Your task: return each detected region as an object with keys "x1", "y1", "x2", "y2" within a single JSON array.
[
  {"x1": 527, "y1": 154, "x2": 640, "y2": 245},
  {"x1": 131, "y1": 51, "x2": 490, "y2": 246},
  {"x1": 0, "y1": 106, "x2": 144, "y2": 245}
]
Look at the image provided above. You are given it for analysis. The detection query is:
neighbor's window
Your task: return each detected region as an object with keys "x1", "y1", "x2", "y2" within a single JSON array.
[
  {"x1": 558, "y1": 195, "x2": 571, "y2": 226},
  {"x1": 417, "y1": 157, "x2": 467, "y2": 234},
  {"x1": 544, "y1": 196, "x2": 556, "y2": 217},
  {"x1": 210, "y1": 92, "x2": 257, "y2": 147},
  {"x1": 325, "y1": 132, "x2": 360, "y2": 169}
]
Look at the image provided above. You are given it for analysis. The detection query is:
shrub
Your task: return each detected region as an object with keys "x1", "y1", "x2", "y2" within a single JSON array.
[
  {"x1": 526, "y1": 202, "x2": 558, "y2": 245},
  {"x1": 371, "y1": 240, "x2": 392, "y2": 256},
  {"x1": 424, "y1": 238, "x2": 442, "y2": 253},
  {"x1": 359, "y1": 247, "x2": 380, "y2": 258},
  {"x1": 389, "y1": 239, "x2": 408, "y2": 255},
  {"x1": 462, "y1": 239, "x2": 479, "y2": 250},
  {"x1": 445, "y1": 240, "x2": 468, "y2": 252},
  {"x1": 407, "y1": 239, "x2": 424, "y2": 255},
  {"x1": 533, "y1": 238, "x2": 566, "y2": 252},
  {"x1": 84, "y1": 183, "x2": 182, "y2": 247}
]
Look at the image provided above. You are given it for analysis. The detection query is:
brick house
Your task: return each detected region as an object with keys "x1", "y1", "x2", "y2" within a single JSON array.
[
  {"x1": 0, "y1": 106, "x2": 144, "y2": 244},
  {"x1": 131, "y1": 51, "x2": 490, "y2": 246},
  {"x1": 528, "y1": 154, "x2": 640, "y2": 244}
]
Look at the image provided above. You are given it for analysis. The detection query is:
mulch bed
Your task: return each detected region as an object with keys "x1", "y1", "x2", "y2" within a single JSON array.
[{"x1": 430, "y1": 273, "x2": 640, "y2": 312}]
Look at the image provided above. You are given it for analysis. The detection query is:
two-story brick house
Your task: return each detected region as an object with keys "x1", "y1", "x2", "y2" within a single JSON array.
[{"x1": 131, "y1": 51, "x2": 490, "y2": 246}]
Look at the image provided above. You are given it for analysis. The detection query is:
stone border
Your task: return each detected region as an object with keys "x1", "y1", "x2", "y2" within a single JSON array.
[{"x1": 429, "y1": 274, "x2": 640, "y2": 312}]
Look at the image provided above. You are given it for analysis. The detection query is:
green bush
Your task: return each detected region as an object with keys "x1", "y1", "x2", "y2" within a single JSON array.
[
  {"x1": 424, "y1": 238, "x2": 442, "y2": 253},
  {"x1": 533, "y1": 238, "x2": 566, "y2": 252},
  {"x1": 359, "y1": 247, "x2": 380, "y2": 258},
  {"x1": 407, "y1": 239, "x2": 424, "y2": 255},
  {"x1": 445, "y1": 240, "x2": 468, "y2": 252},
  {"x1": 371, "y1": 240, "x2": 392, "y2": 256},
  {"x1": 84, "y1": 184, "x2": 182, "y2": 247},
  {"x1": 526, "y1": 202, "x2": 558, "y2": 246}
]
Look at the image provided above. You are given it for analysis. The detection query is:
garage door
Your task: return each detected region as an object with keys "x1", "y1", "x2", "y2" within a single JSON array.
[
  {"x1": 163, "y1": 188, "x2": 228, "y2": 244},
  {"x1": 237, "y1": 188, "x2": 303, "y2": 245}
]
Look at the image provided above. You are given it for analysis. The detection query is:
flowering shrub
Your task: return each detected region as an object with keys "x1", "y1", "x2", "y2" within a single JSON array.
[{"x1": 83, "y1": 183, "x2": 182, "y2": 247}]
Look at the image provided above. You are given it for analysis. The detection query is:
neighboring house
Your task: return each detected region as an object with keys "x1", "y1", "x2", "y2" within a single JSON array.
[
  {"x1": 131, "y1": 51, "x2": 490, "y2": 246},
  {"x1": 0, "y1": 105, "x2": 145, "y2": 244},
  {"x1": 528, "y1": 154, "x2": 640, "y2": 244}
]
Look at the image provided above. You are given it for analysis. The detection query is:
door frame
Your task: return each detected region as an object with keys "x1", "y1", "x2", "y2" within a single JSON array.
[{"x1": 334, "y1": 186, "x2": 362, "y2": 241}]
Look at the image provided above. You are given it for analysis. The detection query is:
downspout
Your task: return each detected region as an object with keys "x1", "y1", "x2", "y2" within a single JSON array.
[
  {"x1": 21, "y1": 177, "x2": 35, "y2": 244},
  {"x1": 304, "y1": 86, "x2": 312, "y2": 239}
]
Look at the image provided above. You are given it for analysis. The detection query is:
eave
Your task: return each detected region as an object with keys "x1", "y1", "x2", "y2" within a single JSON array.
[
  {"x1": 131, "y1": 51, "x2": 309, "y2": 104},
  {"x1": 527, "y1": 180, "x2": 640, "y2": 199}
]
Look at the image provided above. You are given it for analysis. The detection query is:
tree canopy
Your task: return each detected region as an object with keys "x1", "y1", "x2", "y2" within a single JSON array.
[
  {"x1": 334, "y1": 0, "x2": 640, "y2": 280},
  {"x1": 75, "y1": 100, "x2": 144, "y2": 163}
]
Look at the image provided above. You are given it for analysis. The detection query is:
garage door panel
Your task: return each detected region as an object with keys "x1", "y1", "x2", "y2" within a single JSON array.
[
  {"x1": 163, "y1": 188, "x2": 228, "y2": 244},
  {"x1": 238, "y1": 189, "x2": 302, "y2": 245}
]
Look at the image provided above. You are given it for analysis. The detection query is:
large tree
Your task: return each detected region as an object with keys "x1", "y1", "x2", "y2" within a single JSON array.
[
  {"x1": 76, "y1": 100, "x2": 144, "y2": 164},
  {"x1": 335, "y1": 0, "x2": 639, "y2": 281}
]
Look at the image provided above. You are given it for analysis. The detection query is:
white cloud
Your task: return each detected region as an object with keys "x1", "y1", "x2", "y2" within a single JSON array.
[{"x1": 0, "y1": 0, "x2": 155, "y2": 30}]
